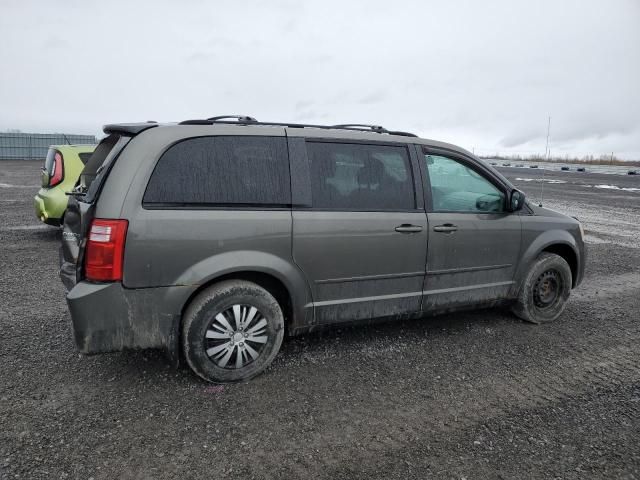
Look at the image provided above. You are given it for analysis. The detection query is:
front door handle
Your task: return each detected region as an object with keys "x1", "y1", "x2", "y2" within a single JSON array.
[
  {"x1": 395, "y1": 224, "x2": 423, "y2": 233},
  {"x1": 433, "y1": 224, "x2": 458, "y2": 233}
]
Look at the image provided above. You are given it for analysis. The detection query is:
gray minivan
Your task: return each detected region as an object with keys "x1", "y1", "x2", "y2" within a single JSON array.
[{"x1": 60, "y1": 116, "x2": 585, "y2": 383}]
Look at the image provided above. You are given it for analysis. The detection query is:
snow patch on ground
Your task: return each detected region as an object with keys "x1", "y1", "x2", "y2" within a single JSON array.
[
  {"x1": 514, "y1": 179, "x2": 639, "y2": 192},
  {"x1": 0, "y1": 183, "x2": 35, "y2": 188},
  {"x1": 515, "y1": 178, "x2": 567, "y2": 184},
  {"x1": 0, "y1": 225, "x2": 51, "y2": 231},
  {"x1": 594, "y1": 184, "x2": 640, "y2": 192}
]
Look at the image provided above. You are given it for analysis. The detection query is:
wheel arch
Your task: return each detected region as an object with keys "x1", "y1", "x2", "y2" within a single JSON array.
[
  {"x1": 513, "y1": 230, "x2": 581, "y2": 296},
  {"x1": 180, "y1": 271, "x2": 295, "y2": 332},
  {"x1": 541, "y1": 243, "x2": 578, "y2": 288},
  {"x1": 167, "y1": 268, "x2": 305, "y2": 368}
]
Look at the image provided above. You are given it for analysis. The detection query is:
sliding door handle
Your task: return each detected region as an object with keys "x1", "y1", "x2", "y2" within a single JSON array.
[
  {"x1": 395, "y1": 224, "x2": 423, "y2": 233},
  {"x1": 433, "y1": 224, "x2": 458, "y2": 233}
]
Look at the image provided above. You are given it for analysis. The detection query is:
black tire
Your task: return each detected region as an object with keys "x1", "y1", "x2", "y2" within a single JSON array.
[
  {"x1": 182, "y1": 280, "x2": 285, "y2": 383},
  {"x1": 512, "y1": 253, "x2": 572, "y2": 324}
]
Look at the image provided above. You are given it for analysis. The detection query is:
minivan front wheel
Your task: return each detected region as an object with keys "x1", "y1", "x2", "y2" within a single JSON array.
[
  {"x1": 512, "y1": 252, "x2": 572, "y2": 324},
  {"x1": 182, "y1": 280, "x2": 285, "y2": 383}
]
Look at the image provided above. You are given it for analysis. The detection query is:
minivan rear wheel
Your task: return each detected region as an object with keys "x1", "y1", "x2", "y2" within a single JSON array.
[
  {"x1": 512, "y1": 252, "x2": 572, "y2": 324},
  {"x1": 182, "y1": 280, "x2": 285, "y2": 383}
]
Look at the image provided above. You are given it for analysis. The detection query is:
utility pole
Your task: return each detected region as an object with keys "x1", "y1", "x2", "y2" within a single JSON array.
[
  {"x1": 540, "y1": 116, "x2": 551, "y2": 207},
  {"x1": 544, "y1": 116, "x2": 551, "y2": 162}
]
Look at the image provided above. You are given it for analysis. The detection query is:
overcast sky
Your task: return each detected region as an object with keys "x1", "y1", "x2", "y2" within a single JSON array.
[{"x1": 1, "y1": 0, "x2": 639, "y2": 159}]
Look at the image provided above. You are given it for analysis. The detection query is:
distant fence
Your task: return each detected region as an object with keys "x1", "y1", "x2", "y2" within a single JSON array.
[{"x1": 0, "y1": 133, "x2": 97, "y2": 160}]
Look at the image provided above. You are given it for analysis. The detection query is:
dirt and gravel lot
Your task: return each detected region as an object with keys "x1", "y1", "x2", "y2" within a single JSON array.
[{"x1": 1, "y1": 160, "x2": 639, "y2": 480}]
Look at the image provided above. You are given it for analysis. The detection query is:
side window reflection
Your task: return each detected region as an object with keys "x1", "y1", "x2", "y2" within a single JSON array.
[{"x1": 425, "y1": 155, "x2": 505, "y2": 212}]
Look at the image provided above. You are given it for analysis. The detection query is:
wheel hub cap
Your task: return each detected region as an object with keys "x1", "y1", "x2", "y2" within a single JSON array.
[
  {"x1": 204, "y1": 304, "x2": 269, "y2": 369},
  {"x1": 533, "y1": 270, "x2": 562, "y2": 308},
  {"x1": 231, "y1": 332, "x2": 244, "y2": 344}
]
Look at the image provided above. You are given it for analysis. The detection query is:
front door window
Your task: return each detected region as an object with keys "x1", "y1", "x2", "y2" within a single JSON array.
[{"x1": 425, "y1": 155, "x2": 505, "y2": 213}]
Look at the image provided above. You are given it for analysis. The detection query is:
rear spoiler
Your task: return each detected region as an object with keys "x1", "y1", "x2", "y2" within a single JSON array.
[{"x1": 103, "y1": 122, "x2": 158, "y2": 135}]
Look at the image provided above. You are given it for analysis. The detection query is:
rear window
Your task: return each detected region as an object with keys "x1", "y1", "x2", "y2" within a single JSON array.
[
  {"x1": 78, "y1": 152, "x2": 93, "y2": 165},
  {"x1": 143, "y1": 136, "x2": 290, "y2": 207},
  {"x1": 81, "y1": 135, "x2": 119, "y2": 185},
  {"x1": 43, "y1": 148, "x2": 57, "y2": 175},
  {"x1": 81, "y1": 134, "x2": 129, "y2": 203}
]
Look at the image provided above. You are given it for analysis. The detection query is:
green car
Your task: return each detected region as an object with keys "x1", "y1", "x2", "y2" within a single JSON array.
[{"x1": 34, "y1": 144, "x2": 95, "y2": 225}]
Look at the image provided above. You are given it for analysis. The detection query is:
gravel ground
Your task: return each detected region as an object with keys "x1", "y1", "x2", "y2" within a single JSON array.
[{"x1": 1, "y1": 161, "x2": 639, "y2": 480}]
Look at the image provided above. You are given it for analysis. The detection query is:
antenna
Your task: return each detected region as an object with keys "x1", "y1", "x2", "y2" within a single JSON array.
[
  {"x1": 62, "y1": 133, "x2": 71, "y2": 145},
  {"x1": 539, "y1": 116, "x2": 551, "y2": 207}
]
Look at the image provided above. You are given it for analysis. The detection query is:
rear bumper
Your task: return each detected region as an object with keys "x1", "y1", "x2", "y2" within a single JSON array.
[
  {"x1": 66, "y1": 281, "x2": 194, "y2": 355},
  {"x1": 34, "y1": 188, "x2": 67, "y2": 225}
]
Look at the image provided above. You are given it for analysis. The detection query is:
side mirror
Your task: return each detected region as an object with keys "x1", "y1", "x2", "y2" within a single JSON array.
[{"x1": 509, "y1": 190, "x2": 525, "y2": 212}]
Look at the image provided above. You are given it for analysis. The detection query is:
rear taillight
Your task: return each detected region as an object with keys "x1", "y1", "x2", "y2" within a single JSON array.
[
  {"x1": 49, "y1": 151, "x2": 64, "y2": 187},
  {"x1": 84, "y1": 219, "x2": 128, "y2": 282}
]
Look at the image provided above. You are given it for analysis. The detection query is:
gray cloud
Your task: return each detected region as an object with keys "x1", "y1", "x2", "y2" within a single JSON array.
[
  {"x1": 0, "y1": 0, "x2": 638, "y2": 158},
  {"x1": 357, "y1": 90, "x2": 388, "y2": 105},
  {"x1": 42, "y1": 35, "x2": 68, "y2": 50},
  {"x1": 294, "y1": 100, "x2": 314, "y2": 111}
]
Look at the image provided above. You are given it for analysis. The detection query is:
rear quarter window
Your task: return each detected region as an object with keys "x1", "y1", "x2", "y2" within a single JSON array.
[{"x1": 143, "y1": 136, "x2": 291, "y2": 207}]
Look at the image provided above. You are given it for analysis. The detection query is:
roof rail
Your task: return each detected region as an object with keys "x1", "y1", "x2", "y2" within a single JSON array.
[
  {"x1": 176, "y1": 117, "x2": 417, "y2": 137},
  {"x1": 179, "y1": 115, "x2": 257, "y2": 126},
  {"x1": 387, "y1": 130, "x2": 418, "y2": 138},
  {"x1": 331, "y1": 124, "x2": 388, "y2": 134},
  {"x1": 206, "y1": 115, "x2": 258, "y2": 123}
]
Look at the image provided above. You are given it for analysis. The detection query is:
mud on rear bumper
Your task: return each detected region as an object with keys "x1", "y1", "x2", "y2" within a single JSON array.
[{"x1": 66, "y1": 281, "x2": 194, "y2": 356}]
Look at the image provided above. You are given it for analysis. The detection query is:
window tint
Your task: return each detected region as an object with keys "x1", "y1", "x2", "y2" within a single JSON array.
[
  {"x1": 144, "y1": 136, "x2": 290, "y2": 206},
  {"x1": 307, "y1": 142, "x2": 414, "y2": 210},
  {"x1": 425, "y1": 154, "x2": 505, "y2": 212},
  {"x1": 81, "y1": 134, "x2": 121, "y2": 191},
  {"x1": 78, "y1": 152, "x2": 92, "y2": 165},
  {"x1": 81, "y1": 134, "x2": 129, "y2": 202}
]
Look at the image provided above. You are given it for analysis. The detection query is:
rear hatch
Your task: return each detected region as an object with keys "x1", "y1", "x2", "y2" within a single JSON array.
[{"x1": 59, "y1": 134, "x2": 130, "y2": 291}]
